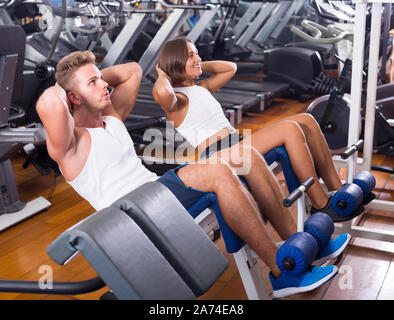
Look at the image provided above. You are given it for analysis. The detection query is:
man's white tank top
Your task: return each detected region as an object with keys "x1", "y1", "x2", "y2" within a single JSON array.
[
  {"x1": 173, "y1": 85, "x2": 234, "y2": 148},
  {"x1": 64, "y1": 116, "x2": 158, "y2": 211}
]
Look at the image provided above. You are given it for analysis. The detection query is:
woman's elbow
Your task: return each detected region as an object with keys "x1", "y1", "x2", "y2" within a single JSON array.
[
  {"x1": 231, "y1": 62, "x2": 237, "y2": 75},
  {"x1": 153, "y1": 86, "x2": 172, "y2": 101},
  {"x1": 153, "y1": 89, "x2": 176, "y2": 111}
]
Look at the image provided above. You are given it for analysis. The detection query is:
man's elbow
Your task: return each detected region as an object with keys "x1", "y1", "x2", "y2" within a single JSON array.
[
  {"x1": 127, "y1": 62, "x2": 142, "y2": 81},
  {"x1": 35, "y1": 88, "x2": 53, "y2": 116}
]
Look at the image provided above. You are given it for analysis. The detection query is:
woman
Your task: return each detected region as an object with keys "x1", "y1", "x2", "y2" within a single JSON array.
[{"x1": 152, "y1": 36, "x2": 366, "y2": 222}]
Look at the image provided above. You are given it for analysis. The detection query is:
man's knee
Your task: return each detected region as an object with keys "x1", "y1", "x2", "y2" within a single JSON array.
[
  {"x1": 211, "y1": 161, "x2": 236, "y2": 179},
  {"x1": 207, "y1": 161, "x2": 240, "y2": 191},
  {"x1": 178, "y1": 161, "x2": 236, "y2": 192}
]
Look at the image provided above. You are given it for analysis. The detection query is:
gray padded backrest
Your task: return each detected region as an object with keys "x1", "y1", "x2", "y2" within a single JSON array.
[
  {"x1": 46, "y1": 207, "x2": 196, "y2": 300},
  {"x1": 112, "y1": 181, "x2": 229, "y2": 296}
]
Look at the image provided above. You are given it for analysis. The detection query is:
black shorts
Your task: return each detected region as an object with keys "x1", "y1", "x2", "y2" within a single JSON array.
[{"x1": 200, "y1": 132, "x2": 244, "y2": 160}]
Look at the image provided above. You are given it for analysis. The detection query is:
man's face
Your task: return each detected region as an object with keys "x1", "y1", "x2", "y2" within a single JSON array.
[{"x1": 69, "y1": 63, "x2": 111, "y2": 112}]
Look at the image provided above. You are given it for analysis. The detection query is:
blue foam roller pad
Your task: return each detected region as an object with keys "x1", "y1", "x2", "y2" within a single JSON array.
[
  {"x1": 331, "y1": 183, "x2": 363, "y2": 216},
  {"x1": 304, "y1": 212, "x2": 334, "y2": 249},
  {"x1": 276, "y1": 232, "x2": 319, "y2": 276},
  {"x1": 353, "y1": 171, "x2": 376, "y2": 197}
]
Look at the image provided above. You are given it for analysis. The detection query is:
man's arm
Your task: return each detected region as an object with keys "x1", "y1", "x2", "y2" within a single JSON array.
[
  {"x1": 197, "y1": 61, "x2": 237, "y2": 93},
  {"x1": 101, "y1": 62, "x2": 142, "y2": 121},
  {"x1": 36, "y1": 85, "x2": 77, "y2": 164}
]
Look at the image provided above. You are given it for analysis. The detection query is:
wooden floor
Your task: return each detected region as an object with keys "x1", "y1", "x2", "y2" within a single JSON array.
[{"x1": 1, "y1": 97, "x2": 394, "y2": 300}]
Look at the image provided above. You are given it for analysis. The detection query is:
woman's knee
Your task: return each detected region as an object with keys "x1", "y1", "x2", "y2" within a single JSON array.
[
  {"x1": 281, "y1": 120, "x2": 306, "y2": 144},
  {"x1": 241, "y1": 147, "x2": 272, "y2": 178},
  {"x1": 247, "y1": 146, "x2": 268, "y2": 167},
  {"x1": 297, "y1": 113, "x2": 321, "y2": 133}
]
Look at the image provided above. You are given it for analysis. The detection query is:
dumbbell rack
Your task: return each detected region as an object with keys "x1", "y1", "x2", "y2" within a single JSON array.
[{"x1": 333, "y1": 0, "x2": 394, "y2": 244}]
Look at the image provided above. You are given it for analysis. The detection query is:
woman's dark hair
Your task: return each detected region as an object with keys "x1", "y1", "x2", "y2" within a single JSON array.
[{"x1": 158, "y1": 36, "x2": 193, "y2": 86}]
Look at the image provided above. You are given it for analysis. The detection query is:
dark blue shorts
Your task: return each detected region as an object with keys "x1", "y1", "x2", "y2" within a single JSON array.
[
  {"x1": 157, "y1": 164, "x2": 207, "y2": 210},
  {"x1": 157, "y1": 133, "x2": 247, "y2": 212},
  {"x1": 157, "y1": 164, "x2": 249, "y2": 213}
]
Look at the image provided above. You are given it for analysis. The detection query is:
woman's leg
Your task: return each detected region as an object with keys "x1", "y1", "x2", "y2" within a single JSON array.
[
  {"x1": 248, "y1": 120, "x2": 329, "y2": 209},
  {"x1": 211, "y1": 144, "x2": 297, "y2": 240},
  {"x1": 284, "y1": 113, "x2": 342, "y2": 191}
]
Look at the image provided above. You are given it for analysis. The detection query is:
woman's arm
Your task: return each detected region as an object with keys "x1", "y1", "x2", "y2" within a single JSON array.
[
  {"x1": 152, "y1": 65, "x2": 187, "y2": 112},
  {"x1": 197, "y1": 60, "x2": 237, "y2": 93}
]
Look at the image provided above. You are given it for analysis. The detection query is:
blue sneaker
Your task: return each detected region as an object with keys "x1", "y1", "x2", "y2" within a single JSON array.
[
  {"x1": 313, "y1": 233, "x2": 351, "y2": 266},
  {"x1": 270, "y1": 265, "x2": 338, "y2": 298}
]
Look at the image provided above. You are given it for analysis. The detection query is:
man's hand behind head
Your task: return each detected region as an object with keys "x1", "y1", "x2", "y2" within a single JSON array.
[{"x1": 54, "y1": 82, "x2": 73, "y2": 113}]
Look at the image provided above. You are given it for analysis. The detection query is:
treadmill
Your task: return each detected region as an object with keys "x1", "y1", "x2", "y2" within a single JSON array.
[
  {"x1": 223, "y1": 0, "x2": 333, "y2": 101},
  {"x1": 195, "y1": 0, "x2": 298, "y2": 109}
]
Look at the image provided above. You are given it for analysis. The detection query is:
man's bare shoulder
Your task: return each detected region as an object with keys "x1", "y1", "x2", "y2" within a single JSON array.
[{"x1": 54, "y1": 126, "x2": 91, "y2": 181}]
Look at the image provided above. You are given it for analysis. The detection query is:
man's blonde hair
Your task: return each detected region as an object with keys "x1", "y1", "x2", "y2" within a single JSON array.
[{"x1": 55, "y1": 51, "x2": 96, "y2": 91}]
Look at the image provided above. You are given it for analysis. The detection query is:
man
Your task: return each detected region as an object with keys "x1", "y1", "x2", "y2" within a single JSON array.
[{"x1": 36, "y1": 51, "x2": 343, "y2": 298}]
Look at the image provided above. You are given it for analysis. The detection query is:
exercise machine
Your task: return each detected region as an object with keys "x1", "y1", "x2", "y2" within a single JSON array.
[
  {"x1": 293, "y1": 7, "x2": 394, "y2": 163},
  {"x1": 0, "y1": 24, "x2": 50, "y2": 231},
  {"x1": 0, "y1": 181, "x2": 228, "y2": 299},
  {"x1": 331, "y1": 0, "x2": 394, "y2": 246}
]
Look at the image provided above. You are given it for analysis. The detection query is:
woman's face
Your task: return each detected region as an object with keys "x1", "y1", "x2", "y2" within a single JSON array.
[{"x1": 184, "y1": 41, "x2": 202, "y2": 80}]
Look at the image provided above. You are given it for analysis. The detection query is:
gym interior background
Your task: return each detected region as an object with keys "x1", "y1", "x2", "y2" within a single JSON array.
[{"x1": 0, "y1": 0, "x2": 394, "y2": 300}]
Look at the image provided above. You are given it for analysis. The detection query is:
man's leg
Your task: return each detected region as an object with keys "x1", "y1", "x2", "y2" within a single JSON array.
[
  {"x1": 211, "y1": 144, "x2": 297, "y2": 241},
  {"x1": 176, "y1": 160, "x2": 282, "y2": 277},
  {"x1": 173, "y1": 161, "x2": 340, "y2": 298}
]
